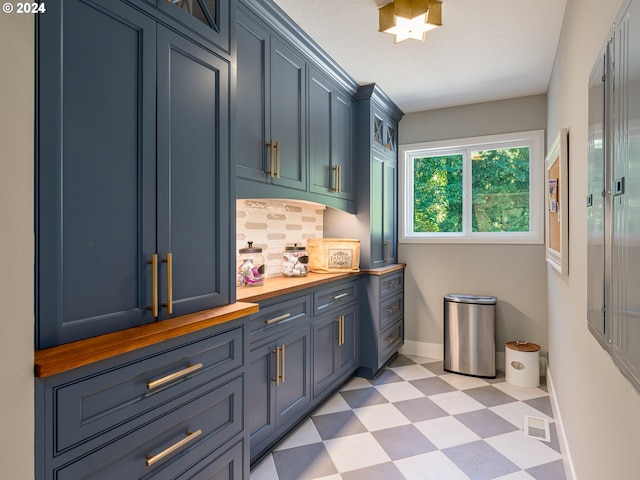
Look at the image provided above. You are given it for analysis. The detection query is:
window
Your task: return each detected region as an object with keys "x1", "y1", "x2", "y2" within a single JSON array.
[{"x1": 399, "y1": 130, "x2": 544, "y2": 244}]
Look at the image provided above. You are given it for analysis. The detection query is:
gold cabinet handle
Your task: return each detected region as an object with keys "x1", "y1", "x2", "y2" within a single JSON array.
[
  {"x1": 275, "y1": 140, "x2": 281, "y2": 179},
  {"x1": 335, "y1": 316, "x2": 341, "y2": 344},
  {"x1": 387, "y1": 334, "x2": 399, "y2": 344},
  {"x1": 341, "y1": 315, "x2": 345, "y2": 346},
  {"x1": 384, "y1": 280, "x2": 399, "y2": 288},
  {"x1": 147, "y1": 363, "x2": 203, "y2": 390},
  {"x1": 146, "y1": 254, "x2": 158, "y2": 318},
  {"x1": 386, "y1": 305, "x2": 399, "y2": 314},
  {"x1": 146, "y1": 429, "x2": 202, "y2": 467},
  {"x1": 264, "y1": 313, "x2": 291, "y2": 325},
  {"x1": 332, "y1": 292, "x2": 349, "y2": 300},
  {"x1": 267, "y1": 139, "x2": 276, "y2": 177},
  {"x1": 281, "y1": 344, "x2": 285, "y2": 383},
  {"x1": 162, "y1": 253, "x2": 173, "y2": 314},
  {"x1": 332, "y1": 165, "x2": 339, "y2": 192},
  {"x1": 337, "y1": 164, "x2": 341, "y2": 193},
  {"x1": 385, "y1": 241, "x2": 391, "y2": 264},
  {"x1": 272, "y1": 346, "x2": 281, "y2": 386}
]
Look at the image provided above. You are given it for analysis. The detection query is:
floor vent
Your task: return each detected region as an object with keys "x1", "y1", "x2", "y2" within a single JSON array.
[{"x1": 524, "y1": 415, "x2": 550, "y2": 442}]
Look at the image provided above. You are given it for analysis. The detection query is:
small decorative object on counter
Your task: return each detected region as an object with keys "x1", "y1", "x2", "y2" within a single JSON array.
[
  {"x1": 308, "y1": 238, "x2": 360, "y2": 273},
  {"x1": 282, "y1": 243, "x2": 309, "y2": 277},
  {"x1": 237, "y1": 242, "x2": 265, "y2": 286}
]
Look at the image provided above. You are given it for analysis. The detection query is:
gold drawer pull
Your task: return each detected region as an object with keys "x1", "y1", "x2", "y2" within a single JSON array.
[
  {"x1": 147, "y1": 363, "x2": 203, "y2": 390},
  {"x1": 386, "y1": 334, "x2": 399, "y2": 344},
  {"x1": 146, "y1": 429, "x2": 202, "y2": 467},
  {"x1": 265, "y1": 313, "x2": 291, "y2": 325},
  {"x1": 333, "y1": 292, "x2": 349, "y2": 300},
  {"x1": 386, "y1": 306, "x2": 399, "y2": 314},
  {"x1": 384, "y1": 280, "x2": 399, "y2": 288}
]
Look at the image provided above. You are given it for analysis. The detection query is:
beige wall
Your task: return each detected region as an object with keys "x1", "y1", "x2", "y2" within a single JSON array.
[
  {"x1": 546, "y1": 0, "x2": 640, "y2": 478},
  {"x1": 398, "y1": 95, "x2": 549, "y2": 364},
  {"x1": 0, "y1": 14, "x2": 35, "y2": 480}
]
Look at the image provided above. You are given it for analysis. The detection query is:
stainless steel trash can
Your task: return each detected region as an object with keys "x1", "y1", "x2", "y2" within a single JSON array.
[{"x1": 444, "y1": 294, "x2": 496, "y2": 378}]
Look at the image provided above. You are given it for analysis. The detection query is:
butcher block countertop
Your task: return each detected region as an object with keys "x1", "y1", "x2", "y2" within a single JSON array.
[
  {"x1": 34, "y1": 301, "x2": 258, "y2": 378},
  {"x1": 236, "y1": 271, "x2": 360, "y2": 303}
]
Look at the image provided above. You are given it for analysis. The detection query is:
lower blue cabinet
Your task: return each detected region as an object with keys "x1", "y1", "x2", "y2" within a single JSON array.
[
  {"x1": 246, "y1": 277, "x2": 359, "y2": 465},
  {"x1": 312, "y1": 304, "x2": 359, "y2": 398},
  {"x1": 36, "y1": 325, "x2": 248, "y2": 479},
  {"x1": 248, "y1": 322, "x2": 312, "y2": 458}
]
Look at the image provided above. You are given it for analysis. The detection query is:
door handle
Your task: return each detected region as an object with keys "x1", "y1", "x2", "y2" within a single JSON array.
[
  {"x1": 162, "y1": 253, "x2": 173, "y2": 314},
  {"x1": 146, "y1": 254, "x2": 159, "y2": 318}
]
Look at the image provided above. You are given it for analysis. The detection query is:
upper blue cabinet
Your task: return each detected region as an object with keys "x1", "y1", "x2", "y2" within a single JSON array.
[
  {"x1": 152, "y1": 0, "x2": 231, "y2": 54},
  {"x1": 308, "y1": 66, "x2": 356, "y2": 203},
  {"x1": 236, "y1": 9, "x2": 307, "y2": 192},
  {"x1": 37, "y1": 0, "x2": 232, "y2": 349},
  {"x1": 235, "y1": 0, "x2": 358, "y2": 213}
]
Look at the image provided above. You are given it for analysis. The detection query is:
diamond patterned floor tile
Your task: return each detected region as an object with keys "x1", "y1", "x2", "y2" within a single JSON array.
[{"x1": 250, "y1": 355, "x2": 568, "y2": 480}]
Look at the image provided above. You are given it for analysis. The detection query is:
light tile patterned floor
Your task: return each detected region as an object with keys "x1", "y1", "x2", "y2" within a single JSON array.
[{"x1": 250, "y1": 354, "x2": 567, "y2": 480}]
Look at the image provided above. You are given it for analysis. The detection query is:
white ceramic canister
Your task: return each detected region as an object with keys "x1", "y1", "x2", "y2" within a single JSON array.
[
  {"x1": 281, "y1": 243, "x2": 309, "y2": 277},
  {"x1": 505, "y1": 341, "x2": 541, "y2": 387}
]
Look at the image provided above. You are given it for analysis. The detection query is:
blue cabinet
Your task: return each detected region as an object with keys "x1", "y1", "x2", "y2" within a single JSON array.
[
  {"x1": 308, "y1": 67, "x2": 355, "y2": 202},
  {"x1": 358, "y1": 268, "x2": 405, "y2": 378},
  {"x1": 37, "y1": 0, "x2": 232, "y2": 348},
  {"x1": 236, "y1": 1, "x2": 357, "y2": 212},
  {"x1": 246, "y1": 277, "x2": 359, "y2": 464},
  {"x1": 313, "y1": 304, "x2": 358, "y2": 398},
  {"x1": 153, "y1": 0, "x2": 231, "y2": 54},
  {"x1": 324, "y1": 84, "x2": 403, "y2": 269},
  {"x1": 236, "y1": 8, "x2": 306, "y2": 193},
  {"x1": 36, "y1": 324, "x2": 248, "y2": 479},
  {"x1": 248, "y1": 296, "x2": 312, "y2": 459}
]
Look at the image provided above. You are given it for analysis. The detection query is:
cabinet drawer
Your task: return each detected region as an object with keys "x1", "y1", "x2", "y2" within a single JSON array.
[
  {"x1": 380, "y1": 271, "x2": 403, "y2": 298},
  {"x1": 380, "y1": 293, "x2": 404, "y2": 332},
  {"x1": 56, "y1": 375, "x2": 243, "y2": 479},
  {"x1": 313, "y1": 279, "x2": 358, "y2": 315},
  {"x1": 380, "y1": 320, "x2": 403, "y2": 364},
  {"x1": 55, "y1": 327, "x2": 242, "y2": 454},
  {"x1": 248, "y1": 294, "x2": 311, "y2": 345},
  {"x1": 176, "y1": 439, "x2": 244, "y2": 480}
]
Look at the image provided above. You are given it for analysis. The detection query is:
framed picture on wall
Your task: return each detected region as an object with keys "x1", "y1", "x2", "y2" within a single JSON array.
[{"x1": 545, "y1": 128, "x2": 568, "y2": 274}]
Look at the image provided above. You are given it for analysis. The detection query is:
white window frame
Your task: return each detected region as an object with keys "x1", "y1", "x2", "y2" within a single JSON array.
[{"x1": 399, "y1": 130, "x2": 545, "y2": 244}]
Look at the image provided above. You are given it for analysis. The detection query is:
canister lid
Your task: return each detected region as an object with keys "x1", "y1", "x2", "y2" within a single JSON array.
[
  {"x1": 239, "y1": 241, "x2": 262, "y2": 253},
  {"x1": 285, "y1": 243, "x2": 306, "y2": 251},
  {"x1": 444, "y1": 293, "x2": 497, "y2": 305},
  {"x1": 506, "y1": 341, "x2": 540, "y2": 352}
]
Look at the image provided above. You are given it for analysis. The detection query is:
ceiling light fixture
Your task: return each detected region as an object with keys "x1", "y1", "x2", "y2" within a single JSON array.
[{"x1": 379, "y1": 0, "x2": 442, "y2": 43}]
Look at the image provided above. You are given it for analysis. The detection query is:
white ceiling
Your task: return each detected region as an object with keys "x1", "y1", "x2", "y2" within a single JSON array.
[{"x1": 272, "y1": 0, "x2": 568, "y2": 114}]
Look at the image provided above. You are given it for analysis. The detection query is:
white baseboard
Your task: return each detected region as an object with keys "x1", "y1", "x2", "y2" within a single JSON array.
[
  {"x1": 546, "y1": 366, "x2": 577, "y2": 480},
  {"x1": 399, "y1": 340, "x2": 443, "y2": 360}
]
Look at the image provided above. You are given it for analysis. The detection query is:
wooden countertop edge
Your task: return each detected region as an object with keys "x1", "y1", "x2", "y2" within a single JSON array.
[
  {"x1": 34, "y1": 302, "x2": 259, "y2": 378},
  {"x1": 236, "y1": 271, "x2": 360, "y2": 303},
  {"x1": 359, "y1": 263, "x2": 406, "y2": 275}
]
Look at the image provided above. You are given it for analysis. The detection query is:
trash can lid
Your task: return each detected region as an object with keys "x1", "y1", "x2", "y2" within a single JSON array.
[
  {"x1": 506, "y1": 341, "x2": 540, "y2": 352},
  {"x1": 444, "y1": 293, "x2": 497, "y2": 305}
]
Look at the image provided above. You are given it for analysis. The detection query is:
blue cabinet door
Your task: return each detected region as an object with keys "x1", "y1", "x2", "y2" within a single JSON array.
[
  {"x1": 236, "y1": 10, "x2": 306, "y2": 193},
  {"x1": 156, "y1": 26, "x2": 231, "y2": 318},
  {"x1": 308, "y1": 68, "x2": 355, "y2": 202},
  {"x1": 236, "y1": 10, "x2": 270, "y2": 184},
  {"x1": 37, "y1": 1, "x2": 232, "y2": 348},
  {"x1": 268, "y1": 38, "x2": 307, "y2": 191},
  {"x1": 37, "y1": 0, "x2": 157, "y2": 348}
]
